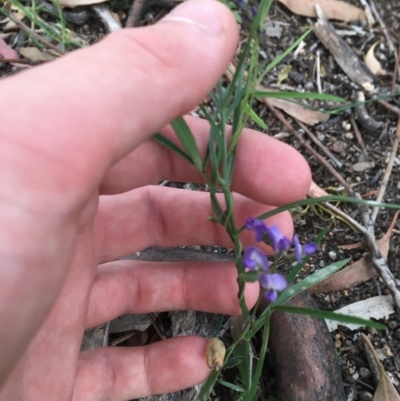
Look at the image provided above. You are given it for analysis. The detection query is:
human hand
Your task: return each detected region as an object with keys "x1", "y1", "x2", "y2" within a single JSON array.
[{"x1": 0, "y1": 0, "x2": 311, "y2": 400}]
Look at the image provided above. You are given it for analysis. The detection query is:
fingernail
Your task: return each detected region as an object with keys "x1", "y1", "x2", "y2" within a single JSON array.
[{"x1": 162, "y1": 0, "x2": 225, "y2": 36}]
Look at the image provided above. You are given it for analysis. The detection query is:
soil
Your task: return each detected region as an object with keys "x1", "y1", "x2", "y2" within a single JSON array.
[{"x1": 1, "y1": 0, "x2": 400, "y2": 400}]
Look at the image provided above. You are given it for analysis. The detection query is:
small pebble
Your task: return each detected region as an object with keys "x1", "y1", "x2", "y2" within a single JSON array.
[
  {"x1": 388, "y1": 320, "x2": 398, "y2": 330},
  {"x1": 358, "y1": 391, "x2": 373, "y2": 401},
  {"x1": 359, "y1": 367, "x2": 371, "y2": 380},
  {"x1": 345, "y1": 132, "x2": 354, "y2": 140},
  {"x1": 328, "y1": 251, "x2": 337, "y2": 260}
]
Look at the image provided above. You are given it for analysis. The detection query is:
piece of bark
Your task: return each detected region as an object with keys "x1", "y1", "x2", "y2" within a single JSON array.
[
  {"x1": 268, "y1": 292, "x2": 346, "y2": 401},
  {"x1": 314, "y1": 5, "x2": 375, "y2": 90}
]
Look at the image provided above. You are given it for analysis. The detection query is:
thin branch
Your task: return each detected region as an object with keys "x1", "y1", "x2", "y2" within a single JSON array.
[
  {"x1": 296, "y1": 120, "x2": 343, "y2": 168},
  {"x1": 0, "y1": 57, "x2": 46, "y2": 66},
  {"x1": 371, "y1": 119, "x2": 400, "y2": 222},
  {"x1": 357, "y1": 193, "x2": 400, "y2": 309},
  {"x1": 265, "y1": 103, "x2": 354, "y2": 195},
  {"x1": 350, "y1": 116, "x2": 368, "y2": 157},
  {"x1": 8, "y1": 12, "x2": 63, "y2": 55},
  {"x1": 368, "y1": 0, "x2": 396, "y2": 55},
  {"x1": 308, "y1": 195, "x2": 368, "y2": 234},
  {"x1": 391, "y1": 39, "x2": 400, "y2": 93},
  {"x1": 377, "y1": 99, "x2": 400, "y2": 116},
  {"x1": 126, "y1": 0, "x2": 146, "y2": 28}
]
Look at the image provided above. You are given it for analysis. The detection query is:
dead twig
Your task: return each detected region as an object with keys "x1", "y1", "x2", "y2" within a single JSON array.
[
  {"x1": 391, "y1": 39, "x2": 400, "y2": 93},
  {"x1": 126, "y1": 0, "x2": 146, "y2": 27},
  {"x1": 0, "y1": 57, "x2": 46, "y2": 66},
  {"x1": 314, "y1": 5, "x2": 374, "y2": 90},
  {"x1": 357, "y1": 192, "x2": 400, "y2": 309},
  {"x1": 93, "y1": 4, "x2": 122, "y2": 32},
  {"x1": 368, "y1": 0, "x2": 397, "y2": 55},
  {"x1": 296, "y1": 120, "x2": 343, "y2": 168},
  {"x1": 6, "y1": 7, "x2": 63, "y2": 55},
  {"x1": 350, "y1": 116, "x2": 368, "y2": 157},
  {"x1": 377, "y1": 99, "x2": 400, "y2": 116},
  {"x1": 265, "y1": 102, "x2": 353, "y2": 195},
  {"x1": 371, "y1": 119, "x2": 400, "y2": 222}
]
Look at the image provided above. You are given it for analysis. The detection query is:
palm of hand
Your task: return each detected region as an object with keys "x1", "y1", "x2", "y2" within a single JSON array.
[{"x1": 0, "y1": 3, "x2": 311, "y2": 400}]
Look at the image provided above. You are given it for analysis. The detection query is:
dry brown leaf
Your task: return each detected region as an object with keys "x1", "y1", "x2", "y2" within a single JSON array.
[
  {"x1": 226, "y1": 63, "x2": 329, "y2": 125},
  {"x1": 278, "y1": 0, "x2": 366, "y2": 21},
  {"x1": 310, "y1": 211, "x2": 399, "y2": 293},
  {"x1": 18, "y1": 47, "x2": 56, "y2": 62},
  {"x1": 308, "y1": 180, "x2": 329, "y2": 197},
  {"x1": 265, "y1": 96, "x2": 329, "y2": 125},
  {"x1": 365, "y1": 42, "x2": 386, "y2": 76},
  {"x1": 339, "y1": 242, "x2": 363, "y2": 250},
  {"x1": 362, "y1": 334, "x2": 400, "y2": 401}
]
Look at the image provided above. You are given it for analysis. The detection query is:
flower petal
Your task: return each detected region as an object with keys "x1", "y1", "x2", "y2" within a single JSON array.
[
  {"x1": 245, "y1": 217, "x2": 268, "y2": 242},
  {"x1": 243, "y1": 246, "x2": 269, "y2": 271},
  {"x1": 267, "y1": 225, "x2": 291, "y2": 253},
  {"x1": 264, "y1": 290, "x2": 278, "y2": 303},
  {"x1": 259, "y1": 273, "x2": 287, "y2": 291},
  {"x1": 303, "y1": 242, "x2": 317, "y2": 256},
  {"x1": 293, "y1": 234, "x2": 302, "y2": 263}
]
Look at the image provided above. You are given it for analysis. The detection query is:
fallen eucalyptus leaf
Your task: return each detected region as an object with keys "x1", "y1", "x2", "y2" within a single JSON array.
[
  {"x1": 19, "y1": 47, "x2": 56, "y2": 61},
  {"x1": 361, "y1": 333, "x2": 400, "y2": 401},
  {"x1": 310, "y1": 211, "x2": 399, "y2": 293},
  {"x1": 278, "y1": 0, "x2": 366, "y2": 21},
  {"x1": 226, "y1": 63, "x2": 329, "y2": 125},
  {"x1": 325, "y1": 296, "x2": 394, "y2": 331}
]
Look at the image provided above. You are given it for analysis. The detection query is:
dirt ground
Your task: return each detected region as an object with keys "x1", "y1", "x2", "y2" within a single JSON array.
[{"x1": 1, "y1": 0, "x2": 399, "y2": 400}]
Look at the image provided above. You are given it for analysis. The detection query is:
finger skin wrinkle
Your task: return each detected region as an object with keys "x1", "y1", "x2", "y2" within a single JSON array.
[
  {"x1": 143, "y1": 345, "x2": 154, "y2": 397},
  {"x1": 113, "y1": 28, "x2": 179, "y2": 73},
  {"x1": 180, "y1": 264, "x2": 190, "y2": 311},
  {"x1": 146, "y1": 186, "x2": 168, "y2": 248},
  {"x1": 124, "y1": 265, "x2": 141, "y2": 316}
]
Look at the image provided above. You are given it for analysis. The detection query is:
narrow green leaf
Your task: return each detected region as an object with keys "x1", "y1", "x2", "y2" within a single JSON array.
[
  {"x1": 224, "y1": 355, "x2": 245, "y2": 369},
  {"x1": 196, "y1": 370, "x2": 220, "y2": 401},
  {"x1": 246, "y1": 104, "x2": 267, "y2": 130},
  {"x1": 170, "y1": 117, "x2": 203, "y2": 171},
  {"x1": 238, "y1": 196, "x2": 400, "y2": 233},
  {"x1": 217, "y1": 380, "x2": 245, "y2": 393},
  {"x1": 272, "y1": 305, "x2": 387, "y2": 330},
  {"x1": 276, "y1": 258, "x2": 351, "y2": 306},
  {"x1": 254, "y1": 91, "x2": 345, "y2": 102},
  {"x1": 152, "y1": 133, "x2": 193, "y2": 165},
  {"x1": 258, "y1": 29, "x2": 312, "y2": 82},
  {"x1": 238, "y1": 271, "x2": 260, "y2": 283}
]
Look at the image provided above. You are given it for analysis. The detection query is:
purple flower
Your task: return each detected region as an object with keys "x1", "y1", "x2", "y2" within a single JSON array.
[
  {"x1": 266, "y1": 225, "x2": 291, "y2": 254},
  {"x1": 245, "y1": 217, "x2": 268, "y2": 242},
  {"x1": 259, "y1": 273, "x2": 287, "y2": 302},
  {"x1": 293, "y1": 234, "x2": 317, "y2": 263},
  {"x1": 243, "y1": 246, "x2": 269, "y2": 271}
]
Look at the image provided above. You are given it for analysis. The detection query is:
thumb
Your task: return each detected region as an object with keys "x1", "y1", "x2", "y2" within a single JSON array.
[{"x1": 0, "y1": 0, "x2": 238, "y2": 185}]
